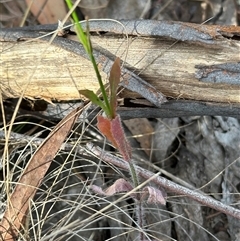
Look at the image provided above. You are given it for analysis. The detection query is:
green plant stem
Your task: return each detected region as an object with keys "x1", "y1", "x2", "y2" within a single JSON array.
[
  {"x1": 89, "y1": 54, "x2": 112, "y2": 118},
  {"x1": 129, "y1": 162, "x2": 139, "y2": 188},
  {"x1": 129, "y1": 159, "x2": 145, "y2": 241},
  {"x1": 65, "y1": 0, "x2": 90, "y2": 53},
  {"x1": 65, "y1": 0, "x2": 111, "y2": 118},
  {"x1": 136, "y1": 201, "x2": 145, "y2": 241}
]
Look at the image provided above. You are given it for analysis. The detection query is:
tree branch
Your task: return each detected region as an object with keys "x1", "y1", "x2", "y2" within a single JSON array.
[{"x1": 86, "y1": 143, "x2": 240, "y2": 220}]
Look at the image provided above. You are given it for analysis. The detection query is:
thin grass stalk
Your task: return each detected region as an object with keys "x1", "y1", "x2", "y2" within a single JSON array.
[{"x1": 65, "y1": 0, "x2": 111, "y2": 118}]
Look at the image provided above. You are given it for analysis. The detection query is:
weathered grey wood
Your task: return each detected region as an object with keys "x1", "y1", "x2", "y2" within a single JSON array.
[
  {"x1": 0, "y1": 20, "x2": 239, "y2": 109},
  {"x1": 93, "y1": 100, "x2": 240, "y2": 119}
]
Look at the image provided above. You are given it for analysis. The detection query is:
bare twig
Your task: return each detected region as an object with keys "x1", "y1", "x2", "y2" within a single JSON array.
[{"x1": 86, "y1": 143, "x2": 240, "y2": 220}]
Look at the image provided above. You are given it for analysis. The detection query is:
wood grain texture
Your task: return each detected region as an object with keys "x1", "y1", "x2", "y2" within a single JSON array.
[
  {"x1": 0, "y1": 40, "x2": 108, "y2": 101},
  {"x1": 0, "y1": 21, "x2": 239, "y2": 103},
  {"x1": 90, "y1": 35, "x2": 240, "y2": 103}
]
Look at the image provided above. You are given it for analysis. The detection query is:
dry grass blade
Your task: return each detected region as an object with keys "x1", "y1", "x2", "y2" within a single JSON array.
[
  {"x1": 0, "y1": 105, "x2": 83, "y2": 241},
  {"x1": 87, "y1": 143, "x2": 240, "y2": 220}
]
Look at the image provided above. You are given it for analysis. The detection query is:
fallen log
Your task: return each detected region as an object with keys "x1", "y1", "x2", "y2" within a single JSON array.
[{"x1": 0, "y1": 20, "x2": 239, "y2": 117}]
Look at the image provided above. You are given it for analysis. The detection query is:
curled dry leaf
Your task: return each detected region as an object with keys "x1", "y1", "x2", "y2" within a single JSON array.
[
  {"x1": 90, "y1": 184, "x2": 106, "y2": 196},
  {"x1": 141, "y1": 186, "x2": 167, "y2": 205},
  {"x1": 90, "y1": 178, "x2": 133, "y2": 196}
]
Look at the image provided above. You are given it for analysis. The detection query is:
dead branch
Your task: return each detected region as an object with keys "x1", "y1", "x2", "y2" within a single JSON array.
[
  {"x1": 86, "y1": 143, "x2": 240, "y2": 220},
  {"x1": 0, "y1": 20, "x2": 240, "y2": 116}
]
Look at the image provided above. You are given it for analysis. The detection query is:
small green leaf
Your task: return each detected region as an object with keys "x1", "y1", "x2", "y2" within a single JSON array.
[
  {"x1": 79, "y1": 89, "x2": 109, "y2": 115},
  {"x1": 109, "y1": 57, "x2": 121, "y2": 118}
]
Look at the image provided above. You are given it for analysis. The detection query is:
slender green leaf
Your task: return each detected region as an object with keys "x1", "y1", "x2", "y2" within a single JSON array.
[
  {"x1": 65, "y1": 0, "x2": 91, "y2": 54},
  {"x1": 86, "y1": 19, "x2": 93, "y2": 54},
  {"x1": 66, "y1": 0, "x2": 111, "y2": 118},
  {"x1": 79, "y1": 89, "x2": 109, "y2": 115}
]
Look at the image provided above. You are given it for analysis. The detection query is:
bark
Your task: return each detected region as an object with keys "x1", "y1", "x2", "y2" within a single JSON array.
[{"x1": 0, "y1": 20, "x2": 239, "y2": 115}]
